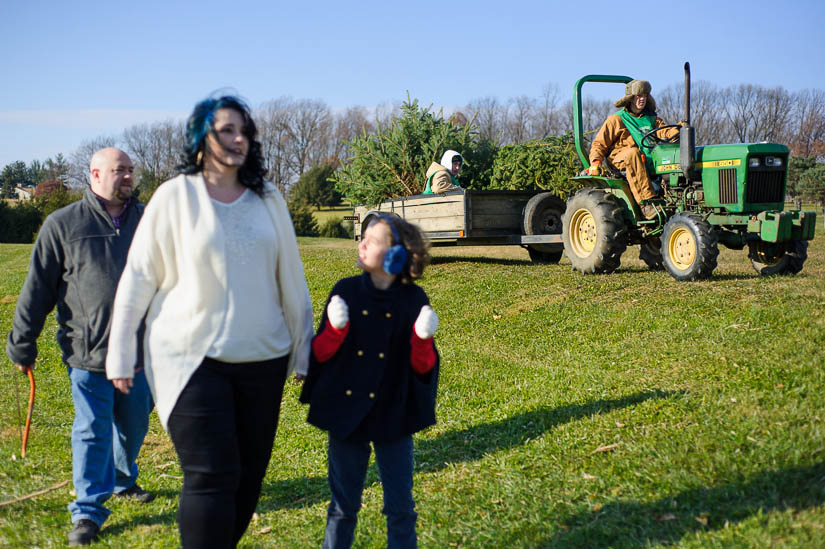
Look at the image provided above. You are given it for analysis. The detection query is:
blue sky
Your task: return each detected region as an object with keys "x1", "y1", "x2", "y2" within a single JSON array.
[{"x1": 2, "y1": 0, "x2": 824, "y2": 168}]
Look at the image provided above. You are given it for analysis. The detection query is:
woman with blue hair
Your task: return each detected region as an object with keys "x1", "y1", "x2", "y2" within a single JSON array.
[{"x1": 106, "y1": 95, "x2": 314, "y2": 547}]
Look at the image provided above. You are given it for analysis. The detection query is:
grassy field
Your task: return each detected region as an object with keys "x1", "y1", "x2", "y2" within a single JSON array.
[
  {"x1": 1, "y1": 227, "x2": 824, "y2": 547},
  {"x1": 312, "y1": 205, "x2": 353, "y2": 226}
]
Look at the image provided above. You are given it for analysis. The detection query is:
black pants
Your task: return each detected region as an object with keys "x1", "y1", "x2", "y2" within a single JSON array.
[{"x1": 167, "y1": 356, "x2": 289, "y2": 548}]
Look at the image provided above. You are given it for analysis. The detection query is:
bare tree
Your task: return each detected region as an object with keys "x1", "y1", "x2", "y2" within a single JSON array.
[
  {"x1": 752, "y1": 86, "x2": 793, "y2": 143},
  {"x1": 654, "y1": 84, "x2": 683, "y2": 127},
  {"x1": 688, "y1": 81, "x2": 726, "y2": 144},
  {"x1": 533, "y1": 82, "x2": 563, "y2": 138},
  {"x1": 722, "y1": 84, "x2": 762, "y2": 143},
  {"x1": 373, "y1": 102, "x2": 400, "y2": 132},
  {"x1": 330, "y1": 106, "x2": 375, "y2": 165},
  {"x1": 657, "y1": 80, "x2": 728, "y2": 144},
  {"x1": 68, "y1": 135, "x2": 119, "y2": 189},
  {"x1": 505, "y1": 95, "x2": 535, "y2": 144},
  {"x1": 467, "y1": 96, "x2": 506, "y2": 142},
  {"x1": 289, "y1": 99, "x2": 332, "y2": 179},
  {"x1": 789, "y1": 88, "x2": 825, "y2": 158},
  {"x1": 122, "y1": 119, "x2": 184, "y2": 194},
  {"x1": 257, "y1": 97, "x2": 295, "y2": 192}
]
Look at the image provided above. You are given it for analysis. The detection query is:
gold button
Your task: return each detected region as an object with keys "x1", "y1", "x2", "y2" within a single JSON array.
[
  {"x1": 378, "y1": 352, "x2": 385, "y2": 359},
  {"x1": 362, "y1": 309, "x2": 369, "y2": 316},
  {"x1": 346, "y1": 390, "x2": 352, "y2": 396},
  {"x1": 357, "y1": 350, "x2": 364, "y2": 357},
  {"x1": 369, "y1": 393, "x2": 375, "y2": 399},
  {"x1": 385, "y1": 312, "x2": 392, "y2": 318}
]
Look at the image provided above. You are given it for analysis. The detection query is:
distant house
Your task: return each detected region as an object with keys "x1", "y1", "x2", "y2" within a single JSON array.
[
  {"x1": 34, "y1": 180, "x2": 66, "y2": 198},
  {"x1": 15, "y1": 186, "x2": 34, "y2": 201}
]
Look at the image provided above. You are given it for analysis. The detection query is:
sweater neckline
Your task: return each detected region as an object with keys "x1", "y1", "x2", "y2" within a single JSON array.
[{"x1": 210, "y1": 187, "x2": 248, "y2": 207}]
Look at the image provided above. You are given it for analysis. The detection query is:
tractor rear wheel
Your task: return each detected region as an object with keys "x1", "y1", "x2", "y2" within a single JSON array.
[
  {"x1": 748, "y1": 240, "x2": 808, "y2": 275},
  {"x1": 660, "y1": 213, "x2": 718, "y2": 281},
  {"x1": 639, "y1": 236, "x2": 664, "y2": 271},
  {"x1": 523, "y1": 192, "x2": 565, "y2": 264},
  {"x1": 562, "y1": 188, "x2": 627, "y2": 274}
]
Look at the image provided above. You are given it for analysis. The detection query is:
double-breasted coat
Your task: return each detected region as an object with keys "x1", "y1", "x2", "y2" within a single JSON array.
[{"x1": 300, "y1": 274, "x2": 439, "y2": 442}]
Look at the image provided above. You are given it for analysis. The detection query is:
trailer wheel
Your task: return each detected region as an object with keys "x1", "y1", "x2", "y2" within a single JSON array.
[
  {"x1": 523, "y1": 192, "x2": 565, "y2": 264},
  {"x1": 562, "y1": 188, "x2": 627, "y2": 274},
  {"x1": 526, "y1": 247, "x2": 562, "y2": 263},
  {"x1": 661, "y1": 213, "x2": 718, "y2": 281},
  {"x1": 639, "y1": 236, "x2": 664, "y2": 271},
  {"x1": 748, "y1": 240, "x2": 808, "y2": 275}
]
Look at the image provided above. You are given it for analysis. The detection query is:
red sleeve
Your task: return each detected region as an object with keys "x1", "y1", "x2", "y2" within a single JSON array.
[
  {"x1": 312, "y1": 319, "x2": 349, "y2": 363},
  {"x1": 409, "y1": 332, "x2": 436, "y2": 374}
]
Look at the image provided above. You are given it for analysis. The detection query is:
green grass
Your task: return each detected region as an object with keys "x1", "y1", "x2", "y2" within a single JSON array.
[
  {"x1": 2, "y1": 228, "x2": 824, "y2": 547},
  {"x1": 312, "y1": 204, "x2": 353, "y2": 226}
]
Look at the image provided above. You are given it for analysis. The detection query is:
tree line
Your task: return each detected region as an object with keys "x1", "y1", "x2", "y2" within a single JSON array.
[{"x1": 2, "y1": 79, "x2": 824, "y2": 241}]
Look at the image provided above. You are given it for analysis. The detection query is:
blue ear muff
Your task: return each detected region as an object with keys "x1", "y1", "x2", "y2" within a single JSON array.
[
  {"x1": 383, "y1": 244, "x2": 408, "y2": 275},
  {"x1": 379, "y1": 215, "x2": 408, "y2": 275}
]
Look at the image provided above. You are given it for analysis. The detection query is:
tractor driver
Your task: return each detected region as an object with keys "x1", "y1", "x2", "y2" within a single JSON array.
[{"x1": 587, "y1": 80, "x2": 680, "y2": 219}]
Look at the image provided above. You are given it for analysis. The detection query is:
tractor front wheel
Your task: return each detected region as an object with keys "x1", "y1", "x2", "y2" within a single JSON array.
[
  {"x1": 660, "y1": 213, "x2": 719, "y2": 281},
  {"x1": 562, "y1": 188, "x2": 628, "y2": 274},
  {"x1": 748, "y1": 240, "x2": 808, "y2": 275}
]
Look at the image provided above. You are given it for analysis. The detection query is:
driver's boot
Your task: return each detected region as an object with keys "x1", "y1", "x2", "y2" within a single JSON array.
[{"x1": 640, "y1": 200, "x2": 663, "y2": 220}]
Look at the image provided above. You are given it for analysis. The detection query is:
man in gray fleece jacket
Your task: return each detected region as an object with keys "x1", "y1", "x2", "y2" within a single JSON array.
[{"x1": 6, "y1": 148, "x2": 154, "y2": 546}]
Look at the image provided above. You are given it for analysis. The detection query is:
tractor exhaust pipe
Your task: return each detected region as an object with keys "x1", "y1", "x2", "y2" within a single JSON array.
[
  {"x1": 683, "y1": 61, "x2": 691, "y2": 127},
  {"x1": 680, "y1": 62, "x2": 696, "y2": 178}
]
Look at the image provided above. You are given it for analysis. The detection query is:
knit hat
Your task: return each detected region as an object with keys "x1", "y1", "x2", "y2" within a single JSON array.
[{"x1": 614, "y1": 80, "x2": 656, "y2": 112}]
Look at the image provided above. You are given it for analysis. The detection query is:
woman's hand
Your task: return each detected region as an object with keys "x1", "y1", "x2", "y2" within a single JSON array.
[{"x1": 112, "y1": 378, "x2": 133, "y2": 395}]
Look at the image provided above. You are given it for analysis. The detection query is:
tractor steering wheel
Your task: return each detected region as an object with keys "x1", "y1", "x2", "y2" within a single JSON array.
[{"x1": 641, "y1": 124, "x2": 681, "y2": 149}]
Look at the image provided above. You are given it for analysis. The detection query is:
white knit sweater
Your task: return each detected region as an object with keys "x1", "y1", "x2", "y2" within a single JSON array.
[{"x1": 105, "y1": 174, "x2": 313, "y2": 429}]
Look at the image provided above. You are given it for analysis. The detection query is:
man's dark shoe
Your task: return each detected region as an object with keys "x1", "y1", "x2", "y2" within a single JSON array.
[
  {"x1": 68, "y1": 519, "x2": 99, "y2": 546},
  {"x1": 114, "y1": 484, "x2": 155, "y2": 503}
]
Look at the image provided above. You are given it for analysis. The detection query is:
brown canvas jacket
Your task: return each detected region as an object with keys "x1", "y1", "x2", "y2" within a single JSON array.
[
  {"x1": 589, "y1": 110, "x2": 679, "y2": 165},
  {"x1": 425, "y1": 162, "x2": 456, "y2": 193}
]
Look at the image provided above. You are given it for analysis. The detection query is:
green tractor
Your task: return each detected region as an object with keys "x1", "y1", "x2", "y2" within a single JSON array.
[{"x1": 562, "y1": 63, "x2": 817, "y2": 281}]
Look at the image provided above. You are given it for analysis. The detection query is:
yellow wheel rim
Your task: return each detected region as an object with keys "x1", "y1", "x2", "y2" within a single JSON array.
[
  {"x1": 569, "y1": 208, "x2": 597, "y2": 258},
  {"x1": 667, "y1": 227, "x2": 696, "y2": 270}
]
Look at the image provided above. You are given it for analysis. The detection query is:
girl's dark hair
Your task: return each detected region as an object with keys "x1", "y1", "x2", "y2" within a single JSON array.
[
  {"x1": 368, "y1": 216, "x2": 431, "y2": 284},
  {"x1": 178, "y1": 95, "x2": 267, "y2": 196}
]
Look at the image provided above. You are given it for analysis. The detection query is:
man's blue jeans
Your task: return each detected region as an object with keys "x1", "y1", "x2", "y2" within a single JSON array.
[
  {"x1": 323, "y1": 434, "x2": 417, "y2": 549},
  {"x1": 67, "y1": 367, "x2": 153, "y2": 526}
]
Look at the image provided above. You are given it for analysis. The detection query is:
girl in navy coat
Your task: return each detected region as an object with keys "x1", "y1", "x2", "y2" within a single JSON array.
[{"x1": 300, "y1": 214, "x2": 439, "y2": 549}]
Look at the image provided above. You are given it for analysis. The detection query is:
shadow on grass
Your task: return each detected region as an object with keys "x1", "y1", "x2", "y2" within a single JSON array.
[
  {"x1": 254, "y1": 390, "x2": 676, "y2": 512},
  {"x1": 257, "y1": 474, "x2": 330, "y2": 512},
  {"x1": 705, "y1": 272, "x2": 761, "y2": 281},
  {"x1": 538, "y1": 461, "x2": 825, "y2": 548},
  {"x1": 430, "y1": 256, "x2": 534, "y2": 267},
  {"x1": 415, "y1": 389, "x2": 677, "y2": 473},
  {"x1": 102, "y1": 488, "x2": 179, "y2": 537}
]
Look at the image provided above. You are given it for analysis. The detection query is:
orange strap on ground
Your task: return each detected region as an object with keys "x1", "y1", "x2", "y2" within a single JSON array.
[{"x1": 21, "y1": 368, "x2": 35, "y2": 459}]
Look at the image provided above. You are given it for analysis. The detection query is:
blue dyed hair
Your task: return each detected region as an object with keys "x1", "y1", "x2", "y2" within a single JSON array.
[{"x1": 178, "y1": 94, "x2": 267, "y2": 196}]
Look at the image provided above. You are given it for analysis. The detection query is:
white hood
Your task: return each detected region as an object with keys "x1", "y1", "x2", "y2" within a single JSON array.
[{"x1": 440, "y1": 150, "x2": 463, "y2": 171}]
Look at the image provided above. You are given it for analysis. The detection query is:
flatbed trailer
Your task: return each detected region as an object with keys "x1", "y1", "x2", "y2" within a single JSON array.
[{"x1": 352, "y1": 189, "x2": 566, "y2": 262}]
